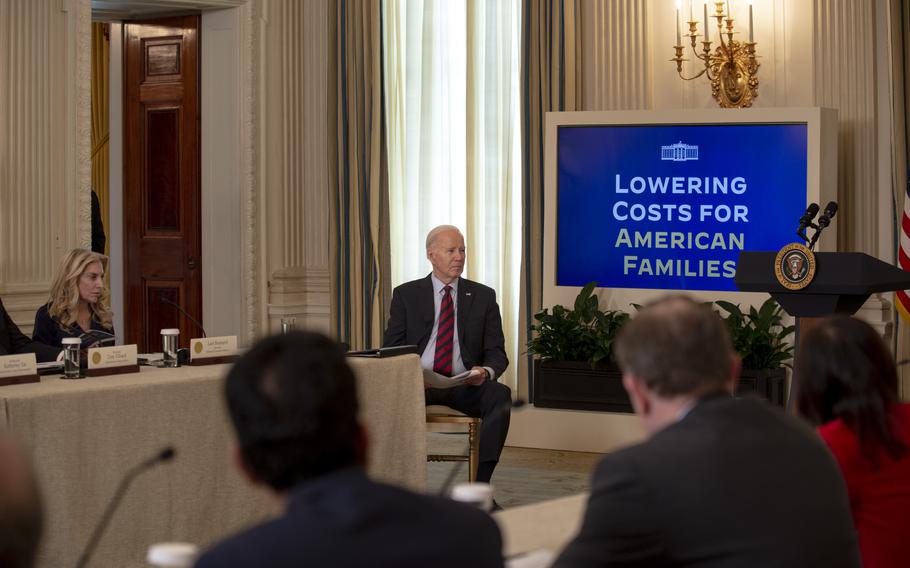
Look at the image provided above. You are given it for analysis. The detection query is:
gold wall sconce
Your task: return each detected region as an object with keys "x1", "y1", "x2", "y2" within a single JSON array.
[{"x1": 672, "y1": 1, "x2": 759, "y2": 108}]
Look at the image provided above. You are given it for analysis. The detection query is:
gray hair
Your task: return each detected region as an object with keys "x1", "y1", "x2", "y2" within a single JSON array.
[
  {"x1": 614, "y1": 295, "x2": 734, "y2": 397},
  {"x1": 425, "y1": 225, "x2": 463, "y2": 251}
]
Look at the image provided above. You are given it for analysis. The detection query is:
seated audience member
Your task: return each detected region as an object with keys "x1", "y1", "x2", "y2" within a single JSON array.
[
  {"x1": 195, "y1": 331, "x2": 504, "y2": 568},
  {"x1": 32, "y1": 249, "x2": 114, "y2": 349},
  {"x1": 554, "y1": 295, "x2": 860, "y2": 568},
  {"x1": 0, "y1": 433, "x2": 43, "y2": 568},
  {"x1": 0, "y1": 297, "x2": 60, "y2": 362},
  {"x1": 796, "y1": 315, "x2": 910, "y2": 568}
]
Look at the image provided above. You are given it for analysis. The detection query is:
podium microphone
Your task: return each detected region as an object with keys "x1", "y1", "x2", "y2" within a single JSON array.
[
  {"x1": 75, "y1": 447, "x2": 176, "y2": 568},
  {"x1": 808, "y1": 201, "x2": 838, "y2": 250},
  {"x1": 438, "y1": 399, "x2": 526, "y2": 497},
  {"x1": 159, "y1": 297, "x2": 207, "y2": 338},
  {"x1": 796, "y1": 203, "x2": 820, "y2": 243}
]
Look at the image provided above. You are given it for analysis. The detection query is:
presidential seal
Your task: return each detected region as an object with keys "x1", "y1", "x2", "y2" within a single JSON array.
[{"x1": 774, "y1": 243, "x2": 816, "y2": 290}]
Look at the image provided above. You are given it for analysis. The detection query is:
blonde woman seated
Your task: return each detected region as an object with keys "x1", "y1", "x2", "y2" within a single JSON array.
[{"x1": 32, "y1": 249, "x2": 115, "y2": 349}]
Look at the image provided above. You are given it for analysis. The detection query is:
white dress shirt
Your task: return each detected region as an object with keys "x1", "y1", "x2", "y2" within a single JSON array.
[{"x1": 420, "y1": 275, "x2": 495, "y2": 381}]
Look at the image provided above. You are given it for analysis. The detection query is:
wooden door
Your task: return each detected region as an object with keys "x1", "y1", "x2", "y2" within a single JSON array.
[{"x1": 123, "y1": 16, "x2": 201, "y2": 352}]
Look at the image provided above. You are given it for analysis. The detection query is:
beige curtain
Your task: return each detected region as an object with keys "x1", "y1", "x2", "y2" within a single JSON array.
[
  {"x1": 91, "y1": 22, "x2": 109, "y2": 254},
  {"x1": 519, "y1": 0, "x2": 580, "y2": 400},
  {"x1": 890, "y1": 0, "x2": 910, "y2": 399},
  {"x1": 328, "y1": 0, "x2": 392, "y2": 351},
  {"x1": 384, "y1": 0, "x2": 523, "y2": 391}
]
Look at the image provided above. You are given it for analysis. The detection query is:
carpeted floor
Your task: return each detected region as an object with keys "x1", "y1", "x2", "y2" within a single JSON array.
[{"x1": 426, "y1": 433, "x2": 603, "y2": 508}]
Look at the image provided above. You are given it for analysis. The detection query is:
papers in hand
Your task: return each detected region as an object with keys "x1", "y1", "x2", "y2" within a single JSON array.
[{"x1": 423, "y1": 368, "x2": 482, "y2": 389}]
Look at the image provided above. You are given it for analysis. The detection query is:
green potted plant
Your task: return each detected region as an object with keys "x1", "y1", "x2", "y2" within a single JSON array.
[
  {"x1": 527, "y1": 282, "x2": 632, "y2": 412},
  {"x1": 714, "y1": 298, "x2": 794, "y2": 406}
]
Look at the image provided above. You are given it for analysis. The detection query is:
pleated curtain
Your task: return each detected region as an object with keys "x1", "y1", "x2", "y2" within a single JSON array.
[
  {"x1": 519, "y1": 0, "x2": 580, "y2": 398},
  {"x1": 328, "y1": 0, "x2": 392, "y2": 351}
]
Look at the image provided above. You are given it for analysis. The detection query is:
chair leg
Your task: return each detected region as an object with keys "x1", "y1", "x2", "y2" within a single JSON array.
[{"x1": 468, "y1": 421, "x2": 479, "y2": 482}]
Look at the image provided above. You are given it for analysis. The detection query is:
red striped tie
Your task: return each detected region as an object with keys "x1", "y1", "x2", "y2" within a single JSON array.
[{"x1": 433, "y1": 285, "x2": 455, "y2": 376}]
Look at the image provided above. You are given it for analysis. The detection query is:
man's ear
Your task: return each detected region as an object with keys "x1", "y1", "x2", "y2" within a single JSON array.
[
  {"x1": 232, "y1": 442, "x2": 259, "y2": 486},
  {"x1": 727, "y1": 354, "x2": 742, "y2": 393},
  {"x1": 355, "y1": 423, "x2": 370, "y2": 468},
  {"x1": 622, "y1": 374, "x2": 650, "y2": 417}
]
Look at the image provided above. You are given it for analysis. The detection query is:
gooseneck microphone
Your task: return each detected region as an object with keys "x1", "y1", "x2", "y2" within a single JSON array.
[
  {"x1": 75, "y1": 447, "x2": 176, "y2": 568},
  {"x1": 796, "y1": 202, "x2": 820, "y2": 244},
  {"x1": 808, "y1": 201, "x2": 838, "y2": 250},
  {"x1": 437, "y1": 399, "x2": 526, "y2": 498},
  {"x1": 159, "y1": 297, "x2": 207, "y2": 338}
]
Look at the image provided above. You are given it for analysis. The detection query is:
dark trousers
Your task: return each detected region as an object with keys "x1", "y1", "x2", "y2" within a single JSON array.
[{"x1": 425, "y1": 380, "x2": 512, "y2": 483}]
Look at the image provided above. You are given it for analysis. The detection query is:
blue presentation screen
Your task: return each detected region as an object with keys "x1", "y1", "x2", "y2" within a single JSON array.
[{"x1": 557, "y1": 123, "x2": 808, "y2": 292}]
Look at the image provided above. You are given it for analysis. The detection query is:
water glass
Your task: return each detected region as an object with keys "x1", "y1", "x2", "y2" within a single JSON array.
[
  {"x1": 62, "y1": 337, "x2": 82, "y2": 379},
  {"x1": 161, "y1": 329, "x2": 180, "y2": 367}
]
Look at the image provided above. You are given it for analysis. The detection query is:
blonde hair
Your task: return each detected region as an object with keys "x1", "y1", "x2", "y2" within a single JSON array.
[{"x1": 47, "y1": 249, "x2": 113, "y2": 330}]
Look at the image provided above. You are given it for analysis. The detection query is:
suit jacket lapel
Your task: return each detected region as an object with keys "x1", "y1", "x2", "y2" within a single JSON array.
[
  {"x1": 457, "y1": 278, "x2": 474, "y2": 349},
  {"x1": 419, "y1": 275, "x2": 435, "y2": 342}
]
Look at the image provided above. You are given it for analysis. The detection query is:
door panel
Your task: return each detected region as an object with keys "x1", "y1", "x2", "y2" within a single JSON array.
[{"x1": 124, "y1": 16, "x2": 201, "y2": 352}]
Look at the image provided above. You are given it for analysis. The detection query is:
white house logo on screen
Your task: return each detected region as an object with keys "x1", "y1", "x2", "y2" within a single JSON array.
[{"x1": 660, "y1": 141, "x2": 699, "y2": 162}]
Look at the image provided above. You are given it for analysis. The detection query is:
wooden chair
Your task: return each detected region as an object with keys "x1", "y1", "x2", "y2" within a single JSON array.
[{"x1": 426, "y1": 405, "x2": 480, "y2": 482}]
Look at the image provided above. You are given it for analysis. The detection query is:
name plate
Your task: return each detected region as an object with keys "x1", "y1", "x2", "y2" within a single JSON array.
[
  {"x1": 0, "y1": 353, "x2": 39, "y2": 386},
  {"x1": 189, "y1": 336, "x2": 239, "y2": 365},
  {"x1": 88, "y1": 345, "x2": 138, "y2": 370}
]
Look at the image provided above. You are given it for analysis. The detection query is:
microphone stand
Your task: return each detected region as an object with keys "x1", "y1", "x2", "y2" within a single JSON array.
[
  {"x1": 75, "y1": 448, "x2": 176, "y2": 568},
  {"x1": 159, "y1": 297, "x2": 207, "y2": 338}
]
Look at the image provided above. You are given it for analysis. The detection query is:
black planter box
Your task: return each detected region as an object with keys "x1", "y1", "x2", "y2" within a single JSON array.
[
  {"x1": 531, "y1": 359, "x2": 787, "y2": 412},
  {"x1": 736, "y1": 367, "x2": 787, "y2": 407},
  {"x1": 532, "y1": 359, "x2": 632, "y2": 413}
]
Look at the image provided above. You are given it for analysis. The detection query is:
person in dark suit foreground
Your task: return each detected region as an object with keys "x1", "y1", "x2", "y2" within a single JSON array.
[
  {"x1": 0, "y1": 433, "x2": 43, "y2": 568},
  {"x1": 554, "y1": 295, "x2": 861, "y2": 568},
  {"x1": 195, "y1": 331, "x2": 504, "y2": 568},
  {"x1": 0, "y1": 297, "x2": 60, "y2": 362},
  {"x1": 383, "y1": 225, "x2": 511, "y2": 485}
]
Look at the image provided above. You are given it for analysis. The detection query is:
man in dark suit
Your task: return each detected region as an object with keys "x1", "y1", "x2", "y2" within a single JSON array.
[
  {"x1": 554, "y1": 295, "x2": 861, "y2": 568},
  {"x1": 195, "y1": 331, "x2": 503, "y2": 568},
  {"x1": 383, "y1": 225, "x2": 511, "y2": 486},
  {"x1": 0, "y1": 297, "x2": 60, "y2": 362}
]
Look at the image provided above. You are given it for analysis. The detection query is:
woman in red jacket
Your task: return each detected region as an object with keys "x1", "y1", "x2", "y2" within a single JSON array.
[{"x1": 797, "y1": 315, "x2": 910, "y2": 568}]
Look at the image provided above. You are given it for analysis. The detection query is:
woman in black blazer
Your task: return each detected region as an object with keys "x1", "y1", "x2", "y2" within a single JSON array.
[{"x1": 33, "y1": 249, "x2": 115, "y2": 349}]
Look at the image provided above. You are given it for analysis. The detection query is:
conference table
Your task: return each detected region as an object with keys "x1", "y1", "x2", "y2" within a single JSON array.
[
  {"x1": 495, "y1": 492, "x2": 588, "y2": 562},
  {"x1": 0, "y1": 354, "x2": 427, "y2": 568}
]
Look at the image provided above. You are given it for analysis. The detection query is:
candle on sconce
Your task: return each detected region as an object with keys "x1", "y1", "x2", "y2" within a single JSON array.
[
  {"x1": 726, "y1": 0, "x2": 731, "y2": 18},
  {"x1": 689, "y1": 0, "x2": 694, "y2": 22},
  {"x1": 676, "y1": 0, "x2": 682, "y2": 44},
  {"x1": 703, "y1": 1, "x2": 709, "y2": 33},
  {"x1": 749, "y1": 0, "x2": 754, "y2": 42}
]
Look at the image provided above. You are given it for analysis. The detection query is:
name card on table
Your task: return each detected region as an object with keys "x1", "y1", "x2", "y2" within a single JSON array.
[
  {"x1": 0, "y1": 353, "x2": 39, "y2": 386},
  {"x1": 189, "y1": 336, "x2": 239, "y2": 366},
  {"x1": 86, "y1": 345, "x2": 140, "y2": 377}
]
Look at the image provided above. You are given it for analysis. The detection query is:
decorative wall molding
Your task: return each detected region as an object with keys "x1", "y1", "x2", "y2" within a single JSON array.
[
  {"x1": 580, "y1": 0, "x2": 651, "y2": 110},
  {"x1": 0, "y1": 0, "x2": 91, "y2": 328},
  {"x1": 259, "y1": 0, "x2": 331, "y2": 333}
]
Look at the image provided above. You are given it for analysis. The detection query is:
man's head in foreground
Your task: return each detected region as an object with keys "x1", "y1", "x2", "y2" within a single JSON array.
[
  {"x1": 614, "y1": 295, "x2": 740, "y2": 434},
  {"x1": 225, "y1": 331, "x2": 365, "y2": 492},
  {"x1": 0, "y1": 434, "x2": 42, "y2": 568}
]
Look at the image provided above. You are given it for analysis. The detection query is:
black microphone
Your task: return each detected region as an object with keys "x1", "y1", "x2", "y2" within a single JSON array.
[
  {"x1": 75, "y1": 447, "x2": 176, "y2": 568},
  {"x1": 159, "y1": 297, "x2": 207, "y2": 338},
  {"x1": 437, "y1": 398, "x2": 527, "y2": 498},
  {"x1": 796, "y1": 203, "x2": 819, "y2": 243},
  {"x1": 808, "y1": 201, "x2": 838, "y2": 250}
]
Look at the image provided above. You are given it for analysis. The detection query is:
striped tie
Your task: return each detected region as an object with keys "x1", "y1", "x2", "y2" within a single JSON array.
[{"x1": 433, "y1": 285, "x2": 455, "y2": 376}]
